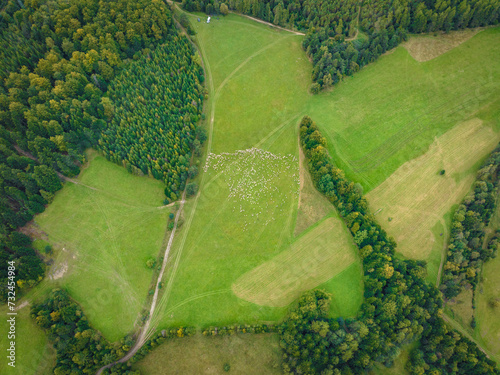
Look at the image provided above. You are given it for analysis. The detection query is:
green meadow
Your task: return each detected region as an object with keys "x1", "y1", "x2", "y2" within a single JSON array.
[
  {"x1": 151, "y1": 11, "x2": 500, "y2": 330},
  {"x1": 8, "y1": 15, "x2": 500, "y2": 368},
  {"x1": 0, "y1": 305, "x2": 55, "y2": 375},
  {"x1": 307, "y1": 27, "x2": 500, "y2": 192},
  {"x1": 32, "y1": 151, "x2": 170, "y2": 341}
]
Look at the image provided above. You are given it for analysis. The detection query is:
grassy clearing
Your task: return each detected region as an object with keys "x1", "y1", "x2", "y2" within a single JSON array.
[
  {"x1": 149, "y1": 12, "x2": 364, "y2": 329},
  {"x1": 317, "y1": 262, "x2": 364, "y2": 318},
  {"x1": 446, "y1": 288, "x2": 474, "y2": 328},
  {"x1": 0, "y1": 305, "x2": 55, "y2": 374},
  {"x1": 366, "y1": 118, "x2": 500, "y2": 263},
  {"x1": 32, "y1": 150, "x2": 169, "y2": 341},
  {"x1": 233, "y1": 215, "x2": 359, "y2": 307},
  {"x1": 150, "y1": 15, "x2": 500, "y2": 329},
  {"x1": 307, "y1": 27, "x2": 500, "y2": 192},
  {"x1": 133, "y1": 333, "x2": 282, "y2": 374},
  {"x1": 402, "y1": 28, "x2": 484, "y2": 62},
  {"x1": 294, "y1": 145, "x2": 334, "y2": 236}
]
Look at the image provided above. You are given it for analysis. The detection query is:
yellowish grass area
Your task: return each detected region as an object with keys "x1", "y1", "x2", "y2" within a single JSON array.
[
  {"x1": 232, "y1": 216, "x2": 357, "y2": 307},
  {"x1": 294, "y1": 144, "x2": 334, "y2": 236},
  {"x1": 403, "y1": 28, "x2": 483, "y2": 62},
  {"x1": 447, "y1": 288, "x2": 474, "y2": 327},
  {"x1": 133, "y1": 334, "x2": 282, "y2": 375},
  {"x1": 367, "y1": 118, "x2": 499, "y2": 260},
  {"x1": 477, "y1": 255, "x2": 500, "y2": 363}
]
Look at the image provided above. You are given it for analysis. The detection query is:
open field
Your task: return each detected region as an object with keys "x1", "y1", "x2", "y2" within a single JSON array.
[
  {"x1": 402, "y1": 28, "x2": 484, "y2": 61},
  {"x1": 147, "y1": 12, "x2": 365, "y2": 330},
  {"x1": 294, "y1": 145, "x2": 334, "y2": 236},
  {"x1": 33, "y1": 150, "x2": 169, "y2": 341},
  {"x1": 307, "y1": 27, "x2": 500, "y2": 192},
  {"x1": 476, "y1": 254, "x2": 500, "y2": 364},
  {"x1": 133, "y1": 333, "x2": 282, "y2": 374},
  {"x1": 233, "y1": 215, "x2": 359, "y2": 307},
  {"x1": 148, "y1": 14, "x2": 500, "y2": 330},
  {"x1": 366, "y1": 118, "x2": 500, "y2": 265},
  {"x1": 0, "y1": 305, "x2": 55, "y2": 374}
]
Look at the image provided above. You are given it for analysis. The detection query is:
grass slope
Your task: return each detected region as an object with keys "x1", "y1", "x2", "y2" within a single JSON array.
[
  {"x1": 366, "y1": 118, "x2": 499, "y2": 271},
  {"x1": 306, "y1": 27, "x2": 500, "y2": 192},
  {"x1": 0, "y1": 305, "x2": 55, "y2": 374},
  {"x1": 151, "y1": 15, "x2": 500, "y2": 329},
  {"x1": 33, "y1": 151, "x2": 169, "y2": 341},
  {"x1": 133, "y1": 333, "x2": 282, "y2": 374},
  {"x1": 151, "y1": 13, "x2": 363, "y2": 329},
  {"x1": 233, "y1": 215, "x2": 360, "y2": 308},
  {"x1": 294, "y1": 145, "x2": 334, "y2": 236}
]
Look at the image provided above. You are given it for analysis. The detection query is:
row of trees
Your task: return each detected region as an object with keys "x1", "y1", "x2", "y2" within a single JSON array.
[
  {"x1": 278, "y1": 116, "x2": 499, "y2": 374},
  {"x1": 182, "y1": 0, "x2": 500, "y2": 92},
  {"x1": 98, "y1": 38, "x2": 205, "y2": 201},
  {"x1": 440, "y1": 144, "x2": 500, "y2": 298}
]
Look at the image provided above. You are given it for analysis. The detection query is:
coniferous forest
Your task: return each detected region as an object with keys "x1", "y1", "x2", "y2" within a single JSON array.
[
  {"x1": 184, "y1": 0, "x2": 500, "y2": 92},
  {"x1": 99, "y1": 38, "x2": 205, "y2": 201},
  {"x1": 0, "y1": 0, "x2": 203, "y2": 299}
]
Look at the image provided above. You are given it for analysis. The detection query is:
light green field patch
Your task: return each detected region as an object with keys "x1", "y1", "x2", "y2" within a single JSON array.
[
  {"x1": 366, "y1": 118, "x2": 500, "y2": 261},
  {"x1": 307, "y1": 27, "x2": 500, "y2": 192},
  {"x1": 294, "y1": 144, "x2": 334, "y2": 236},
  {"x1": 0, "y1": 305, "x2": 55, "y2": 374},
  {"x1": 34, "y1": 151, "x2": 169, "y2": 341},
  {"x1": 233, "y1": 215, "x2": 358, "y2": 307},
  {"x1": 133, "y1": 333, "x2": 282, "y2": 375}
]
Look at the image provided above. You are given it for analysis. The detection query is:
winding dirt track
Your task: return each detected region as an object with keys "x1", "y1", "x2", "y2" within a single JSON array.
[{"x1": 96, "y1": 192, "x2": 186, "y2": 375}]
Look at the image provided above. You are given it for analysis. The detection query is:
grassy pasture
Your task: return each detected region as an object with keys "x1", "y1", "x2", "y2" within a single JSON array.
[
  {"x1": 307, "y1": 27, "x2": 500, "y2": 192},
  {"x1": 294, "y1": 146, "x2": 334, "y2": 236},
  {"x1": 148, "y1": 13, "x2": 364, "y2": 329},
  {"x1": 366, "y1": 118, "x2": 500, "y2": 265},
  {"x1": 476, "y1": 254, "x2": 500, "y2": 364},
  {"x1": 133, "y1": 333, "x2": 282, "y2": 374},
  {"x1": 232, "y1": 215, "x2": 359, "y2": 308},
  {"x1": 0, "y1": 305, "x2": 56, "y2": 375},
  {"x1": 151, "y1": 14, "x2": 500, "y2": 329},
  {"x1": 33, "y1": 151, "x2": 169, "y2": 341},
  {"x1": 402, "y1": 28, "x2": 483, "y2": 62}
]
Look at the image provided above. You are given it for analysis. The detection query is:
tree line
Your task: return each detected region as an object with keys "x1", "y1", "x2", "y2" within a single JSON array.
[
  {"x1": 182, "y1": 0, "x2": 500, "y2": 92},
  {"x1": 278, "y1": 116, "x2": 499, "y2": 374},
  {"x1": 1, "y1": 0, "x2": 205, "y2": 298},
  {"x1": 441, "y1": 144, "x2": 500, "y2": 299}
]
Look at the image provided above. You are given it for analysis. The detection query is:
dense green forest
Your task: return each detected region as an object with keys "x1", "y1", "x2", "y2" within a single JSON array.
[
  {"x1": 183, "y1": 0, "x2": 500, "y2": 91},
  {"x1": 99, "y1": 38, "x2": 205, "y2": 201},
  {"x1": 0, "y1": 0, "x2": 204, "y2": 299},
  {"x1": 280, "y1": 116, "x2": 499, "y2": 374}
]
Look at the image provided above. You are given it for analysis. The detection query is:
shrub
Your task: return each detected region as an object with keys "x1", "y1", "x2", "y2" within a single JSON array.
[{"x1": 186, "y1": 182, "x2": 198, "y2": 197}]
